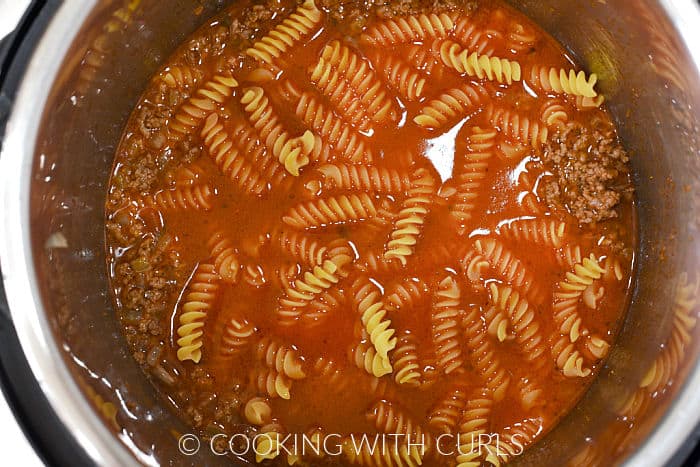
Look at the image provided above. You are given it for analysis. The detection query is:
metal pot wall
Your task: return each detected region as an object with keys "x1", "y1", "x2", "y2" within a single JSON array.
[{"x1": 1, "y1": 0, "x2": 699, "y2": 465}]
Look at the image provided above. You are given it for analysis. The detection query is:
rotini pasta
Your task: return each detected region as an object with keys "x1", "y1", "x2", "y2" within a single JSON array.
[
  {"x1": 283, "y1": 193, "x2": 390, "y2": 230},
  {"x1": 352, "y1": 276, "x2": 398, "y2": 362},
  {"x1": 349, "y1": 341, "x2": 393, "y2": 378},
  {"x1": 367, "y1": 50, "x2": 427, "y2": 101},
  {"x1": 540, "y1": 100, "x2": 570, "y2": 129},
  {"x1": 290, "y1": 90, "x2": 372, "y2": 163},
  {"x1": 449, "y1": 127, "x2": 497, "y2": 232},
  {"x1": 176, "y1": 263, "x2": 220, "y2": 362},
  {"x1": 385, "y1": 169, "x2": 436, "y2": 265},
  {"x1": 385, "y1": 277, "x2": 429, "y2": 311},
  {"x1": 498, "y1": 218, "x2": 566, "y2": 248},
  {"x1": 456, "y1": 388, "x2": 496, "y2": 467},
  {"x1": 439, "y1": 40, "x2": 522, "y2": 84},
  {"x1": 256, "y1": 336, "x2": 307, "y2": 379},
  {"x1": 246, "y1": 0, "x2": 322, "y2": 65},
  {"x1": 428, "y1": 382, "x2": 470, "y2": 434},
  {"x1": 254, "y1": 368, "x2": 293, "y2": 399},
  {"x1": 528, "y1": 66, "x2": 599, "y2": 98},
  {"x1": 452, "y1": 18, "x2": 502, "y2": 55},
  {"x1": 361, "y1": 13, "x2": 456, "y2": 46},
  {"x1": 168, "y1": 75, "x2": 238, "y2": 139},
  {"x1": 219, "y1": 313, "x2": 257, "y2": 357},
  {"x1": 487, "y1": 105, "x2": 549, "y2": 147},
  {"x1": 161, "y1": 65, "x2": 202, "y2": 90},
  {"x1": 141, "y1": 184, "x2": 213, "y2": 211},
  {"x1": 414, "y1": 83, "x2": 487, "y2": 129},
  {"x1": 244, "y1": 396, "x2": 272, "y2": 426},
  {"x1": 391, "y1": 333, "x2": 421, "y2": 386},
  {"x1": 432, "y1": 275, "x2": 465, "y2": 374},
  {"x1": 207, "y1": 231, "x2": 241, "y2": 283},
  {"x1": 201, "y1": 113, "x2": 268, "y2": 195},
  {"x1": 310, "y1": 163, "x2": 413, "y2": 195},
  {"x1": 506, "y1": 21, "x2": 536, "y2": 54}
]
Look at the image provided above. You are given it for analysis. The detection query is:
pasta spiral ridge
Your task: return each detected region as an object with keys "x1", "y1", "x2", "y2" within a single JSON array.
[
  {"x1": 367, "y1": 400, "x2": 428, "y2": 443},
  {"x1": 391, "y1": 333, "x2": 421, "y2": 386},
  {"x1": 245, "y1": 0, "x2": 322, "y2": 65},
  {"x1": 452, "y1": 18, "x2": 502, "y2": 55},
  {"x1": 309, "y1": 58, "x2": 372, "y2": 131},
  {"x1": 428, "y1": 382, "x2": 470, "y2": 434},
  {"x1": 201, "y1": 113, "x2": 268, "y2": 195},
  {"x1": 474, "y1": 237, "x2": 546, "y2": 305},
  {"x1": 240, "y1": 86, "x2": 313, "y2": 176},
  {"x1": 143, "y1": 184, "x2": 213, "y2": 211},
  {"x1": 439, "y1": 40, "x2": 522, "y2": 84},
  {"x1": 292, "y1": 91, "x2": 372, "y2": 163},
  {"x1": 361, "y1": 13, "x2": 456, "y2": 46},
  {"x1": 352, "y1": 276, "x2": 398, "y2": 363},
  {"x1": 256, "y1": 336, "x2": 307, "y2": 379},
  {"x1": 244, "y1": 397, "x2": 272, "y2": 426},
  {"x1": 228, "y1": 118, "x2": 288, "y2": 188},
  {"x1": 487, "y1": 105, "x2": 549, "y2": 147},
  {"x1": 449, "y1": 127, "x2": 497, "y2": 231},
  {"x1": 489, "y1": 283, "x2": 548, "y2": 370},
  {"x1": 491, "y1": 418, "x2": 543, "y2": 464},
  {"x1": 161, "y1": 65, "x2": 202, "y2": 90},
  {"x1": 169, "y1": 75, "x2": 239, "y2": 139},
  {"x1": 462, "y1": 304, "x2": 510, "y2": 401},
  {"x1": 312, "y1": 163, "x2": 413, "y2": 195},
  {"x1": 414, "y1": 83, "x2": 487, "y2": 129},
  {"x1": 432, "y1": 275, "x2": 465, "y2": 374},
  {"x1": 274, "y1": 229, "x2": 328, "y2": 266},
  {"x1": 456, "y1": 388, "x2": 496, "y2": 467},
  {"x1": 499, "y1": 218, "x2": 566, "y2": 248},
  {"x1": 320, "y1": 41, "x2": 397, "y2": 123},
  {"x1": 208, "y1": 231, "x2": 241, "y2": 283},
  {"x1": 176, "y1": 263, "x2": 220, "y2": 362},
  {"x1": 283, "y1": 193, "x2": 389, "y2": 230},
  {"x1": 349, "y1": 341, "x2": 393, "y2": 378},
  {"x1": 367, "y1": 50, "x2": 427, "y2": 101},
  {"x1": 254, "y1": 368, "x2": 293, "y2": 400},
  {"x1": 220, "y1": 314, "x2": 257, "y2": 356},
  {"x1": 528, "y1": 66, "x2": 599, "y2": 98},
  {"x1": 385, "y1": 277, "x2": 428, "y2": 311},
  {"x1": 384, "y1": 168, "x2": 436, "y2": 265},
  {"x1": 540, "y1": 100, "x2": 570, "y2": 129},
  {"x1": 506, "y1": 22, "x2": 536, "y2": 54}
]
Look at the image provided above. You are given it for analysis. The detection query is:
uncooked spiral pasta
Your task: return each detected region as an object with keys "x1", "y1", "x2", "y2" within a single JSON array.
[
  {"x1": 462, "y1": 305, "x2": 511, "y2": 401},
  {"x1": 310, "y1": 163, "x2": 413, "y2": 195},
  {"x1": 254, "y1": 367, "x2": 293, "y2": 400},
  {"x1": 168, "y1": 75, "x2": 238, "y2": 139},
  {"x1": 449, "y1": 126, "x2": 497, "y2": 232},
  {"x1": 161, "y1": 65, "x2": 202, "y2": 90},
  {"x1": 487, "y1": 105, "x2": 549, "y2": 147},
  {"x1": 499, "y1": 218, "x2": 566, "y2": 248},
  {"x1": 391, "y1": 333, "x2": 421, "y2": 386},
  {"x1": 431, "y1": 275, "x2": 465, "y2": 374},
  {"x1": 176, "y1": 263, "x2": 220, "y2": 363},
  {"x1": 349, "y1": 340, "x2": 393, "y2": 378},
  {"x1": 228, "y1": 117, "x2": 289, "y2": 188},
  {"x1": 385, "y1": 168, "x2": 436, "y2": 265},
  {"x1": 452, "y1": 17, "x2": 502, "y2": 55},
  {"x1": 473, "y1": 237, "x2": 546, "y2": 305},
  {"x1": 540, "y1": 100, "x2": 570, "y2": 128},
  {"x1": 361, "y1": 13, "x2": 456, "y2": 46},
  {"x1": 245, "y1": 0, "x2": 322, "y2": 65},
  {"x1": 274, "y1": 229, "x2": 328, "y2": 266},
  {"x1": 240, "y1": 86, "x2": 314, "y2": 175},
  {"x1": 200, "y1": 113, "x2": 268, "y2": 195},
  {"x1": 309, "y1": 58, "x2": 372, "y2": 131},
  {"x1": 207, "y1": 231, "x2": 241, "y2": 283},
  {"x1": 456, "y1": 388, "x2": 496, "y2": 467},
  {"x1": 367, "y1": 50, "x2": 427, "y2": 101},
  {"x1": 414, "y1": 82, "x2": 487, "y2": 129},
  {"x1": 352, "y1": 276, "x2": 397, "y2": 362},
  {"x1": 256, "y1": 336, "x2": 307, "y2": 379},
  {"x1": 290, "y1": 90, "x2": 372, "y2": 163},
  {"x1": 219, "y1": 313, "x2": 257, "y2": 357},
  {"x1": 489, "y1": 283, "x2": 548, "y2": 371},
  {"x1": 320, "y1": 41, "x2": 397, "y2": 123},
  {"x1": 528, "y1": 66, "x2": 599, "y2": 98},
  {"x1": 428, "y1": 382, "x2": 470, "y2": 434},
  {"x1": 141, "y1": 184, "x2": 213, "y2": 211},
  {"x1": 244, "y1": 396, "x2": 272, "y2": 426},
  {"x1": 282, "y1": 193, "x2": 388, "y2": 229},
  {"x1": 405, "y1": 42, "x2": 448, "y2": 80},
  {"x1": 385, "y1": 277, "x2": 428, "y2": 311},
  {"x1": 439, "y1": 40, "x2": 522, "y2": 84}
]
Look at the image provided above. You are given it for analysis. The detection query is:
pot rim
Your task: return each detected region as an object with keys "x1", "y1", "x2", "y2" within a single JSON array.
[{"x1": 0, "y1": 1, "x2": 700, "y2": 466}]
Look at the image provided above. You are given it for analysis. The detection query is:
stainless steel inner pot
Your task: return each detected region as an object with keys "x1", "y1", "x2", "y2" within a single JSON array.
[{"x1": 1, "y1": 0, "x2": 700, "y2": 465}]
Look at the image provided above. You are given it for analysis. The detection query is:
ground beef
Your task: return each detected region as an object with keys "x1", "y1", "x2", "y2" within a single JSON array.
[{"x1": 540, "y1": 121, "x2": 633, "y2": 225}]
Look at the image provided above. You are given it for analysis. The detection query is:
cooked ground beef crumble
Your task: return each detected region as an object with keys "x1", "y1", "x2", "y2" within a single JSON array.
[{"x1": 540, "y1": 121, "x2": 633, "y2": 225}]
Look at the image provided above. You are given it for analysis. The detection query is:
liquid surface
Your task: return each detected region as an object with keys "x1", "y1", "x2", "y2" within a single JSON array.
[{"x1": 105, "y1": 0, "x2": 635, "y2": 464}]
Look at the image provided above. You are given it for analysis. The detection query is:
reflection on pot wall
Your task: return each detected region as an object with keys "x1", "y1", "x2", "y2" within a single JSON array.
[{"x1": 26, "y1": 0, "x2": 700, "y2": 466}]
